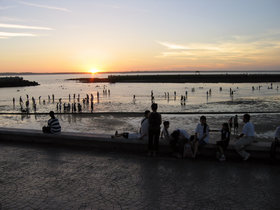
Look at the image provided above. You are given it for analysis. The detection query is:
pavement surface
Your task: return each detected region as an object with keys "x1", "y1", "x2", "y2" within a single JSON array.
[{"x1": 0, "y1": 142, "x2": 280, "y2": 210}]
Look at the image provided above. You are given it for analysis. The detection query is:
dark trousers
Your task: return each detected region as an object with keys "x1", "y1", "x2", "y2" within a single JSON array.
[
  {"x1": 170, "y1": 138, "x2": 189, "y2": 154},
  {"x1": 270, "y1": 140, "x2": 279, "y2": 159},
  {"x1": 42, "y1": 126, "x2": 51, "y2": 133},
  {"x1": 149, "y1": 128, "x2": 160, "y2": 151}
]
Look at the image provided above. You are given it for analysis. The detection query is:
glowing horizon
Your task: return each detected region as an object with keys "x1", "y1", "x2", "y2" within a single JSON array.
[{"x1": 1, "y1": 0, "x2": 280, "y2": 73}]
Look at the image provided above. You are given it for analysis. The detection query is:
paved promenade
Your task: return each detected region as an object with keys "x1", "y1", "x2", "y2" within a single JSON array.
[{"x1": 0, "y1": 142, "x2": 280, "y2": 210}]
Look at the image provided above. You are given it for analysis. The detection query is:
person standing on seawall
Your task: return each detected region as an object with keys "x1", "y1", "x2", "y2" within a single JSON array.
[
  {"x1": 234, "y1": 114, "x2": 238, "y2": 134},
  {"x1": 148, "y1": 103, "x2": 162, "y2": 157},
  {"x1": 270, "y1": 125, "x2": 280, "y2": 160},
  {"x1": 234, "y1": 114, "x2": 255, "y2": 160}
]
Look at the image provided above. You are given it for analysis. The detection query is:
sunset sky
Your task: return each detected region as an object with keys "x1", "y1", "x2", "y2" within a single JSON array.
[{"x1": 0, "y1": 0, "x2": 280, "y2": 73}]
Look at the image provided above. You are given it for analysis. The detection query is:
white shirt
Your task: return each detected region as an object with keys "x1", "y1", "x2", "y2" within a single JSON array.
[
  {"x1": 178, "y1": 129, "x2": 190, "y2": 140},
  {"x1": 127, "y1": 118, "x2": 149, "y2": 140},
  {"x1": 140, "y1": 118, "x2": 149, "y2": 138},
  {"x1": 242, "y1": 122, "x2": 255, "y2": 137},
  {"x1": 195, "y1": 123, "x2": 209, "y2": 143},
  {"x1": 275, "y1": 126, "x2": 280, "y2": 139},
  {"x1": 128, "y1": 133, "x2": 140, "y2": 139}
]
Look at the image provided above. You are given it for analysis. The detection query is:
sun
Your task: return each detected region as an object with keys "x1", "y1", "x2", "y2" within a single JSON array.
[{"x1": 89, "y1": 68, "x2": 100, "y2": 74}]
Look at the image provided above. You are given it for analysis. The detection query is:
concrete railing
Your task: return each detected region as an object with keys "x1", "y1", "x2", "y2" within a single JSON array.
[{"x1": 0, "y1": 127, "x2": 277, "y2": 159}]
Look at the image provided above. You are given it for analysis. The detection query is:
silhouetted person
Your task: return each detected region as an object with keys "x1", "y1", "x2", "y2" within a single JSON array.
[
  {"x1": 234, "y1": 115, "x2": 238, "y2": 134},
  {"x1": 234, "y1": 114, "x2": 254, "y2": 160},
  {"x1": 133, "y1": 95, "x2": 136, "y2": 104},
  {"x1": 270, "y1": 125, "x2": 280, "y2": 160},
  {"x1": 25, "y1": 100, "x2": 29, "y2": 108},
  {"x1": 113, "y1": 110, "x2": 150, "y2": 140},
  {"x1": 42, "y1": 111, "x2": 61, "y2": 134},
  {"x1": 97, "y1": 92, "x2": 100, "y2": 103},
  {"x1": 91, "y1": 101, "x2": 93, "y2": 112},
  {"x1": 216, "y1": 123, "x2": 230, "y2": 161},
  {"x1": 86, "y1": 94, "x2": 89, "y2": 104},
  {"x1": 228, "y1": 117, "x2": 233, "y2": 132},
  {"x1": 78, "y1": 103, "x2": 82, "y2": 112},
  {"x1": 148, "y1": 103, "x2": 162, "y2": 156},
  {"x1": 63, "y1": 103, "x2": 66, "y2": 112},
  {"x1": 151, "y1": 95, "x2": 155, "y2": 103},
  {"x1": 193, "y1": 116, "x2": 210, "y2": 158}
]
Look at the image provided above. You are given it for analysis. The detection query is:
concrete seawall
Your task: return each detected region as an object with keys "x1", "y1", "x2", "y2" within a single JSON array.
[{"x1": 0, "y1": 127, "x2": 277, "y2": 160}]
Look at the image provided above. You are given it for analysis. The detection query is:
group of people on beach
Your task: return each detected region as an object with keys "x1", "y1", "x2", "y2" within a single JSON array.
[
  {"x1": 159, "y1": 112, "x2": 255, "y2": 160},
  {"x1": 13, "y1": 87, "x2": 112, "y2": 113},
  {"x1": 112, "y1": 103, "x2": 261, "y2": 161},
  {"x1": 41, "y1": 103, "x2": 279, "y2": 161},
  {"x1": 112, "y1": 103, "x2": 279, "y2": 161}
]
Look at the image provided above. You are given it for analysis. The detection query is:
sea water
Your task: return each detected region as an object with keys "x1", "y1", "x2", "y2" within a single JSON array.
[{"x1": 0, "y1": 73, "x2": 280, "y2": 141}]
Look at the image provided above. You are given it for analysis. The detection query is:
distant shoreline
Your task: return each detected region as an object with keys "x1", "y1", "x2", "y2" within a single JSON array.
[{"x1": 69, "y1": 74, "x2": 280, "y2": 83}]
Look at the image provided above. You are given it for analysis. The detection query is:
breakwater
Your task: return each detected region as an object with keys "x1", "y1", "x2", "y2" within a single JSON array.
[
  {"x1": 0, "y1": 77, "x2": 39, "y2": 87},
  {"x1": 69, "y1": 74, "x2": 280, "y2": 83}
]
